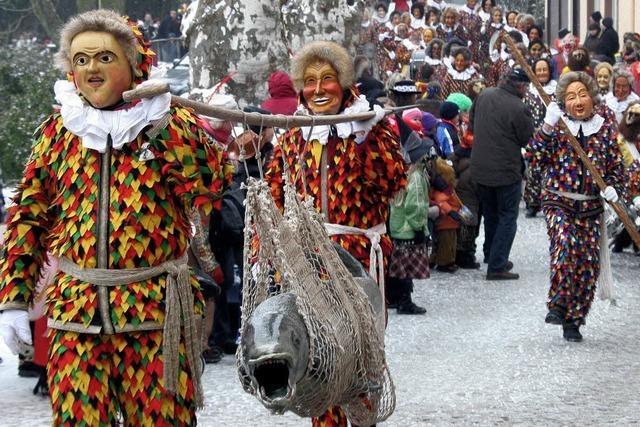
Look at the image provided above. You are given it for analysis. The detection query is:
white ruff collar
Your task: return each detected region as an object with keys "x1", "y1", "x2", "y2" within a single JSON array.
[
  {"x1": 529, "y1": 80, "x2": 557, "y2": 96},
  {"x1": 478, "y1": 10, "x2": 490, "y2": 22},
  {"x1": 425, "y1": 56, "x2": 442, "y2": 65},
  {"x1": 461, "y1": 5, "x2": 478, "y2": 14},
  {"x1": 445, "y1": 61, "x2": 476, "y2": 80},
  {"x1": 563, "y1": 113, "x2": 605, "y2": 137},
  {"x1": 55, "y1": 80, "x2": 171, "y2": 153},
  {"x1": 299, "y1": 95, "x2": 383, "y2": 145}
]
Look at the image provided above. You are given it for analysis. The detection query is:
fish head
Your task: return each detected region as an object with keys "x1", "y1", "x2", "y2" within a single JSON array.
[{"x1": 242, "y1": 292, "x2": 309, "y2": 414}]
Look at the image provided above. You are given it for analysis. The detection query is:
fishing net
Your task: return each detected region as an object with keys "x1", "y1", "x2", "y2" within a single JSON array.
[{"x1": 235, "y1": 172, "x2": 395, "y2": 425}]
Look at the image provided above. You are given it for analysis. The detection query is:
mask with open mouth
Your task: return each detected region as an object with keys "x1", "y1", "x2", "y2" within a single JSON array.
[
  {"x1": 70, "y1": 31, "x2": 133, "y2": 109},
  {"x1": 241, "y1": 292, "x2": 309, "y2": 414},
  {"x1": 302, "y1": 60, "x2": 344, "y2": 115}
]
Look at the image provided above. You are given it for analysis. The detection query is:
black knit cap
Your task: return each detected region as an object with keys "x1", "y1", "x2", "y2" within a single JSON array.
[
  {"x1": 439, "y1": 101, "x2": 460, "y2": 120},
  {"x1": 508, "y1": 67, "x2": 530, "y2": 83}
]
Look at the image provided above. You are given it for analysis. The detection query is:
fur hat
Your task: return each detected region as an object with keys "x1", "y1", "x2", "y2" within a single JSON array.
[
  {"x1": 291, "y1": 40, "x2": 354, "y2": 92},
  {"x1": 55, "y1": 9, "x2": 154, "y2": 84}
]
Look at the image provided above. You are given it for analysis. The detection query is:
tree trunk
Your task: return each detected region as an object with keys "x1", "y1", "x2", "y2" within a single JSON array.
[
  {"x1": 185, "y1": 0, "x2": 363, "y2": 106},
  {"x1": 30, "y1": 0, "x2": 64, "y2": 41},
  {"x1": 76, "y1": 0, "x2": 125, "y2": 13}
]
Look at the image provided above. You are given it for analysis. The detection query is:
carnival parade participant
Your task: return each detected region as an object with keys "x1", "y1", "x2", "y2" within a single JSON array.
[
  {"x1": 611, "y1": 102, "x2": 640, "y2": 253},
  {"x1": 439, "y1": 46, "x2": 480, "y2": 99},
  {"x1": 0, "y1": 9, "x2": 232, "y2": 425},
  {"x1": 605, "y1": 67, "x2": 640, "y2": 124},
  {"x1": 523, "y1": 57, "x2": 557, "y2": 218},
  {"x1": 265, "y1": 40, "x2": 407, "y2": 427},
  {"x1": 436, "y1": 7, "x2": 467, "y2": 44},
  {"x1": 593, "y1": 61, "x2": 614, "y2": 96},
  {"x1": 529, "y1": 72, "x2": 627, "y2": 342}
]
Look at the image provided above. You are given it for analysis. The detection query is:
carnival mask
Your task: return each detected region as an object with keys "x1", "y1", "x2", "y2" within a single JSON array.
[
  {"x1": 431, "y1": 43, "x2": 442, "y2": 59},
  {"x1": 529, "y1": 43, "x2": 543, "y2": 59},
  {"x1": 444, "y1": 12, "x2": 456, "y2": 28},
  {"x1": 596, "y1": 68, "x2": 612, "y2": 90},
  {"x1": 302, "y1": 61, "x2": 343, "y2": 115},
  {"x1": 534, "y1": 61, "x2": 550, "y2": 85},
  {"x1": 70, "y1": 31, "x2": 133, "y2": 109},
  {"x1": 564, "y1": 81, "x2": 594, "y2": 120},
  {"x1": 492, "y1": 10, "x2": 503, "y2": 24},
  {"x1": 614, "y1": 76, "x2": 632, "y2": 101},
  {"x1": 560, "y1": 34, "x2": 577, "y2": 54},
  {"x1": 471, "y1": 80, "x2": 486, "y2": 95},
  {"x1": 453, "y1": 53, "x2": 468, "y2": 72},
  {"x1": 423, "y1": 29, "x2": 434, "y2": 44}
]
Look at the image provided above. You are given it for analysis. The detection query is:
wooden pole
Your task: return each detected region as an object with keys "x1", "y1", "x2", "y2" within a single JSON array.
[
  {"x1": 501, "y1": 30, "x2": 640, "y2": 247},
  {"x1": 123, "y1": 82, "x2": 423, "y2": 128}
]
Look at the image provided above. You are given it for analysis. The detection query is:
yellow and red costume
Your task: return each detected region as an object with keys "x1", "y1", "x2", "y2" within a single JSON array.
[
  {"x1": 266, "y1": 88, "x2": 407, "y2": 272},
  {"x1": 265, "y1": 87, "x2": 406, "y2": 427},
  {"x1": 0, "y1": 15, "x2": 232, "y2": 426}
]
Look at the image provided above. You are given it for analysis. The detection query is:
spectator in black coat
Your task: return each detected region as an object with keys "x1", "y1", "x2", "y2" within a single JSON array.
[
  {"x1": 469, "y1": 68, "x2": 534, "y2": 280},
  {"x1": 596, "y1": 17, "x2": 620, "y2": 65},
  {"x1": 583, "y1": 23, "x2": 601, "y2": 56}
]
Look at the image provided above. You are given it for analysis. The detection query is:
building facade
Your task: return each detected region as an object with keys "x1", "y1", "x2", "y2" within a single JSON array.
[{"x1": 545, "y1": 0, "x2": 640, "y2": 47}]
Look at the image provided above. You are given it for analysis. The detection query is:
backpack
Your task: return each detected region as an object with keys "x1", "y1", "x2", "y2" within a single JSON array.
[{"x1": 220, "y1": 182, "x2": 246, "y2": 247}]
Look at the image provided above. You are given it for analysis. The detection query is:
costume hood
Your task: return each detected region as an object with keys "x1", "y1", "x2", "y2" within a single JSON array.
[{"x1": 291, "y1": 40, "x2": 354, "y2": 92}]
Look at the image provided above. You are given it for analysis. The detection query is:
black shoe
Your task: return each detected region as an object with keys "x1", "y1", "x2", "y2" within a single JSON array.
[
  {"x1": 203, "y1": 347, "x2": 223, "y2": 364},
  {"x1": 563, "y1": 324, "x2": 583, "y2": 342},
  {"x1": 483, "y1": 260, "x2": 513, "y2": 271},
  {"x1": 436, "y1": 263, "x2": 459, "y2": 273},
  {"x1": 525, "y1": 207, "x2": 539, "y2": 218},
  {"x1": 458, "y1": 259, "x2": 481, "y2": 269},
  {"x1": 545, "y1": 308, "x2": 565, "y2": 325},
  {"x1": 486, "y1": 271, "x2": 520, "y2": 280},
  {"x1": 397, "y1": 301, "x2": 427, "y2": 315},
  {"x1": 223, "y1": 340, "x2": 238, "y2": 355},
  {"x1": 387, "y1": 301, "x2": 399, "y2": 309},
  {"x1": 18, "y1": 361, "x2": 43, "y2": 378}
]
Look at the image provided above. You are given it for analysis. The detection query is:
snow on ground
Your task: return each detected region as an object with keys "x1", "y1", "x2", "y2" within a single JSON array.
[{"x1": 1, "y1": 208, "x2": 639, "y2": 426}]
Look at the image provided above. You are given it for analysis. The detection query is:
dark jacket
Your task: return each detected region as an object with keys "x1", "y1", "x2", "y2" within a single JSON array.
[
  {"x1": 469, "y1": 81, "x2": 534, "y2": 187},
  {"x1": 583, "y1": 32, "x2": 601, "y2": 55},
  {"x1": 597, "y1": 27, "x2": 620, "y2": 64}
]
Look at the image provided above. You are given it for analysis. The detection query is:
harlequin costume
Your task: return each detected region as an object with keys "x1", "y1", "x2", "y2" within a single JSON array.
[
  {"x1": 265, "y1": 41, "x2": 407, "y2": 427},
  {"x1": 457, "y1": 3, "x2": 482, "y2": 64},
  {"x1": 522, "y1": 79, "x2": 557, "y2": 215},
  {"x1": 0, "y1": 10, "x2": 232, "y2": 426},
  {"x1": 439, "y1": 59, "x2": 479, "y2": 100},
  {"x1": 529, "y1": 98, "x2": 626, "y2": 331}
]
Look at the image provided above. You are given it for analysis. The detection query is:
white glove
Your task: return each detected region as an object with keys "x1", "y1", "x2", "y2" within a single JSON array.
[
  {"x1": 600, "y1": 186, "x2": 619, "y2": 203},
  {"x1": 388, "y1": 51, "x2": 396, "y2": 60},
  {"x1": 428, "y1": 206, "x2": 440, "y2": 219},
  {"x1": 633, "y1": 196, "x2": 640, "y2": 211},
  {"x1": 544, "y1": 102, "x2": 563, "y2": 127},
  {"x1": 0, "y1": 310, "x2": 32, "y2": 355},
  {"x1": 489, "y1": 49, "x2": 500, "y2": 62}
]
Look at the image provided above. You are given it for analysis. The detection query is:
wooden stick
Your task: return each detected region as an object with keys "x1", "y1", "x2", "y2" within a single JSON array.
[
  {"x1": 123, "y1": 82, "x2": 422, "y2": 128},
  {"x1": 502, "y1": 30, "x2": 640, "y2": 247}
]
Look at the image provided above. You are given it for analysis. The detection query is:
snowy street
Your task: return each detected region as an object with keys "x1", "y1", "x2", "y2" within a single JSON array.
[{"x1": 1, "y1": 210, "x2": 639, "y2": 426}]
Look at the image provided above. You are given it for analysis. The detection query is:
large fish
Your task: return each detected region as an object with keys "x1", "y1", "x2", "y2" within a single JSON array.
[{"x1": 238, "y1": 244, "x2": 383, "y2": 415}]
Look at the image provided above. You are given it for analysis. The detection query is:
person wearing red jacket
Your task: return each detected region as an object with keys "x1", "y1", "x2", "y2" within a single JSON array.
[{"x1": 260, "y1": 70, "x2": 299, "y2": 115}]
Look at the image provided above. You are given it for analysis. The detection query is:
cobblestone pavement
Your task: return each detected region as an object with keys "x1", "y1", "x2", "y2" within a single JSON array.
[{"x1": 1, "y1": 211, "x2": 639, "y2": 426}]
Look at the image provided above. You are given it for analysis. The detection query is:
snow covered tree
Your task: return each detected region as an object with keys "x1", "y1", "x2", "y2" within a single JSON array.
[{"x1": 184, "y1": 0, "x2": 363, "y2": 106}]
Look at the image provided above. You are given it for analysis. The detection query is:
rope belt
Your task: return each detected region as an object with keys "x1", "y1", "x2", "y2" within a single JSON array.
[{"x1": 58, "y1": 255, "x2": 204, "y2": 408}]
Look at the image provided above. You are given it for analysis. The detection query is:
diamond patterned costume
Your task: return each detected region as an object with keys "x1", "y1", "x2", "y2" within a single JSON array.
[{"x1": 0, "y1": 15, "x2": 232, "y2": 425}]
